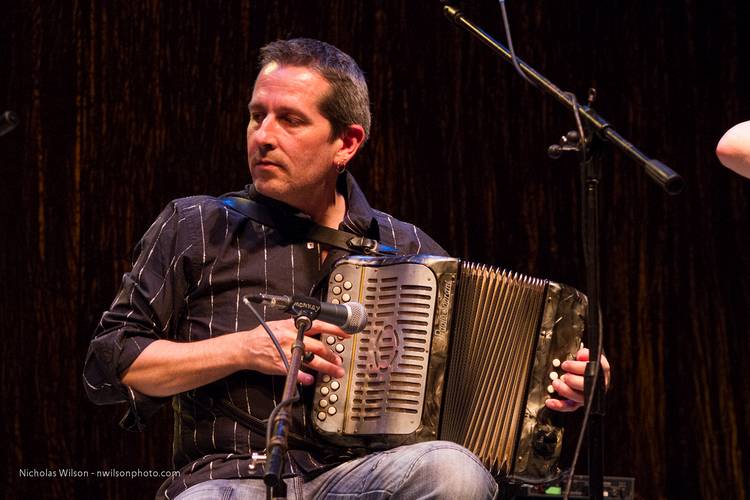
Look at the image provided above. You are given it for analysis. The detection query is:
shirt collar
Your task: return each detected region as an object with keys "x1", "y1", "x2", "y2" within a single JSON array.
[
  {"x1": 245, "y1": 171, "x2": 380, "y2": 239},
  {"x1": 338, "y1": 172, "x2": 380, "y2": 239}
]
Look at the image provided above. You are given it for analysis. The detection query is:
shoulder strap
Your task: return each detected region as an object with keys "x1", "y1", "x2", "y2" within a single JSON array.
[{"x1": 222, "y1": 196, "x2": 398, "y2": 256}]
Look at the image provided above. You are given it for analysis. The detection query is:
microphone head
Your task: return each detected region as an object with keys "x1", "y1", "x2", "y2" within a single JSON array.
[{"x1": 343, "y1": 302, "x2": 369, "y2": 333}]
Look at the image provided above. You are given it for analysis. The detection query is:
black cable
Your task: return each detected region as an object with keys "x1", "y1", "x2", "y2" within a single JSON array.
[
  {"x1": 243, "y1": 297, "x2": 293, "y2": 371},
  {"x1": 562, "y1": 314, "x2": 603, "y2": 500},
  {"x1": 564, "y1": 155, "x2": 605, "y2": 499},
  {"x1": 495, "y1": 3, "x2": 596, "y2": 496},
  {"x1": 566, "y1": 92, "x2": 586, "y2": 151},
  {"x1": 497, "y1": 0, "x2": 536, "y2": 88},
  {"x1": 241, "y1": 299, "x2": 303, "y2": 448}
]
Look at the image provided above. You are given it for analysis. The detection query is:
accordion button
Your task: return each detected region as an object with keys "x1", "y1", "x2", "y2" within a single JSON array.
[
  {"x1": 322, "y1": 374, "x2": 331, "y2": 382},
  {"x1": 317, "y1": 411, "x2": 327, "y2": 421},
  {"x1": 549, "y1": 372, "x2": 559, "y2": 381},
  {"x1": 547, "y1": 384, "x2": 555, "y2": 394},
  {"x1": 334, "y1": 273, "x2": 344, "y2": 282},
  {"x1": 329, "y1": 394, "x2": 339, "y2": 403},
  {"x1": 319, "y1": 399, "x2": 329, "y2": 408},
  {"x1": 331, "y1": 299, "x2": 340, "y2": 305},
  {"x1": 341, "y1": 293, "x2": 351, "y2": 302},
  {"x1": 552, "y1": 358, "x2": 561, "y2": 368},
  {"x1": 332, "y1": 286, "x2": 342, "y2": 295},
  {"x1": 320, "y1": 387, "x2": 330, "y2": 396},
  {"x1": 326, "y1": 336, "x2": 336, "y2": 345},
  {"x1": 343, "y1": 281, "x2": 352, "y2": 290},
  {"x1": 327, "y1": 406, "x2": 337, "y2": 415},
  {"x1": 330, "y1": 381, "x2": 341, "y2": 391},
  {"x1": 335, "y1": 344, "x2": 345, "y2": 353}
]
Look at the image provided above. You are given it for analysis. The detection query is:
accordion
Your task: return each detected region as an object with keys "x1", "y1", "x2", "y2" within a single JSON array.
[{"x1": 312, "y1": 254, "x2": 587, "y2": 482}]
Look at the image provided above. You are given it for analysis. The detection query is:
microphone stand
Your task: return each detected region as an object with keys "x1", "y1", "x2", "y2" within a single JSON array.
[
  {"x1": 441, "y1": 4, "x2": 684, "y2": 500},
  {"x1": 264, "y1": 312, "x2": 313, "y2": 499}
]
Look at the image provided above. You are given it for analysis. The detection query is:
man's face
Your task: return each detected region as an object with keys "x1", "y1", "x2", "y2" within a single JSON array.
[{"x1": 247, "y1": 63, "x2": 343, "y2": 207}]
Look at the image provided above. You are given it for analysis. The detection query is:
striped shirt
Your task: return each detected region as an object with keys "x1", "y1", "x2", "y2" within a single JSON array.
[{"x1": 83, "y1": 172, "x2": 446, "y2": 498}]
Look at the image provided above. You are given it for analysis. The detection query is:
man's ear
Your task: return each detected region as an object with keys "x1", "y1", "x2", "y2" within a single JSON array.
[{"x1": 334, "y1": 124, "x2": 366, "y2": 166}]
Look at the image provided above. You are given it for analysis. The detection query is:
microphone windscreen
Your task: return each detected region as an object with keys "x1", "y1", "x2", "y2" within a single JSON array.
[{"x1": 344, "y1": 302, "x2": 369, "y2": 333}]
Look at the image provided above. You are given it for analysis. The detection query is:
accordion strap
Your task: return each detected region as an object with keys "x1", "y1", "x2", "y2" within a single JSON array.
[{"x1": 222, "y1": 196, "x2": 397, "y2": 256}]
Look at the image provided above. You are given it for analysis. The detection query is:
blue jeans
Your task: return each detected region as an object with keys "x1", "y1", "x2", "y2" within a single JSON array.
[{"x1": 175, "y1": 441, "x2": 498, "y2": 499}]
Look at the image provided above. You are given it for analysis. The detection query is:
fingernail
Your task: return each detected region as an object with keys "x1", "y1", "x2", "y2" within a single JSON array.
[{"x1": 336, "y1": 367, "x2": 345, "y2": 378}]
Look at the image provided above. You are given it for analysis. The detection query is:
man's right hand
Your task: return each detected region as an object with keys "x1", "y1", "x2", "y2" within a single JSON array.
[
  {"x1": 121, "y1": 319, "x2": 350, "y2": 397},
  {"x1": 237, "y1": 318, "x2": 349, "y2": 385}
]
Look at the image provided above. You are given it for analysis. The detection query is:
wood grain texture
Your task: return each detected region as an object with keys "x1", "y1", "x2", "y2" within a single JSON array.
[{"x1": 1, "y1": 1, "x2": 748, "y2": 498}]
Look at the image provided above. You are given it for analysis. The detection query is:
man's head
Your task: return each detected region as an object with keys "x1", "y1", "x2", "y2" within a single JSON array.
[
  {"x1": 247, "y1": 39, "x2": 369, "y2": 215},
  {"x1": 258, "y1": 38, "x2": 371, "y2": 141}
]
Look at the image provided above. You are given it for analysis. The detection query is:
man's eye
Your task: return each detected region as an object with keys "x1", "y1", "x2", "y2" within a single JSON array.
[
  {"x1": 250, "y1": 112, "x2": 265, "y2": 123},
  {"x1": 282, "y1": 115, "x2": 303, "y2": 126}
]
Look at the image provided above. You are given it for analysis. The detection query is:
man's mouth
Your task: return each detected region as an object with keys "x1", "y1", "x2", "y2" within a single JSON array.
[{"x1": 253, "y1": 158, "x2": 284, "y2": 169}]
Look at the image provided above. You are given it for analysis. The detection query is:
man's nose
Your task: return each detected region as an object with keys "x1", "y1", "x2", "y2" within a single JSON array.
[{"x1": 251, "y1": 116, "x2": 278, "y2": 151}]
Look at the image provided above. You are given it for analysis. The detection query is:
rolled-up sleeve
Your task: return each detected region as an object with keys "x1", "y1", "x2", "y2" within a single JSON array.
[{"x1": 83, "y1": 201, "x2": 195, "y2": 430}]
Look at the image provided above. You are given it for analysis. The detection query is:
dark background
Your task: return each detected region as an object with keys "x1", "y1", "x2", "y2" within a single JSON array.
[{"x1": 1, "y1": 1, "x2": 748, "y2": 498}]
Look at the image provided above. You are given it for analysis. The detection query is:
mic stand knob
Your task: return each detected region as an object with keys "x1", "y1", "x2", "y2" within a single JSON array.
[{"x1": 548, "y1": 130, "x2": 583, "y2": 159}]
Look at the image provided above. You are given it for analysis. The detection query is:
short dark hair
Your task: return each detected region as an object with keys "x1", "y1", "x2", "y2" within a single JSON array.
[{"x1": 259, "y1": 38, "x2": 371, "y2": 141}]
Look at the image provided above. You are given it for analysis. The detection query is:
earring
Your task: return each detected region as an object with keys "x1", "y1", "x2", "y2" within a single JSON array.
[{"x1": 336, "y1": 162, "x2": 347, "y2": 174}]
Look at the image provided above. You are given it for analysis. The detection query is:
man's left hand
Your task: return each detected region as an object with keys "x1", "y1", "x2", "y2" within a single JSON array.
[{"x1": 544, "y1": 348, "x2": 611, "y2": 413}]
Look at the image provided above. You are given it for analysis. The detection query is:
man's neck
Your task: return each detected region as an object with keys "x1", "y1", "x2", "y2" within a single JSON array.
[
  {"x1": 305, "y1": 189, "x2": 346, "y2": 229},
  {"x1": 283, "y1": 176, "x2": 346, "y2": 229}
]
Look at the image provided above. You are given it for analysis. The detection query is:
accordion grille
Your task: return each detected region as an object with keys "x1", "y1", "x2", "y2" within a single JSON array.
[
  {"x1": 343, "y1": 263, "x2": 437, "y2": 435},
  {"x1": 441, "y1": 262, "x2": 547, "y2": 476}
]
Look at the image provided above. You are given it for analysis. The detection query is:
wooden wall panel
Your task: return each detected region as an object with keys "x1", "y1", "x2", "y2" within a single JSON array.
[{"x1": 1, "y1": 1, "x2": 747, "y2": 498}]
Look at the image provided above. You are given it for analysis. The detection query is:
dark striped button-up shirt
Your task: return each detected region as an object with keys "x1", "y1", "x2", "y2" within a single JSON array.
[{"x1": 83, "y1": 173, "x2": 446, "y2": 498}]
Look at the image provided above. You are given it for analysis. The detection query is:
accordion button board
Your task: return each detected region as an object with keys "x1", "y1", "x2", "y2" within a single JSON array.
[{"x1": 313, "y1": 258, "x2": 439, "y2": 441}]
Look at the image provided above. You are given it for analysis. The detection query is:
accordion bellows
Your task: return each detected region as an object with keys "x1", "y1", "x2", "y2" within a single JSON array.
[{"x1": 312, "y1": 255, "x2": 586, "y2": 482}]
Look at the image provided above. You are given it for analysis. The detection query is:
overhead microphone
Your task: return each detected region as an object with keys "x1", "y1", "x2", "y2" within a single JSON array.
[
  {"x1": 0, "y1": 111, "x2": 19, "y2": 137},
  {"x1": 243, "y1": 293, "x2": 368, "y2": 334}
]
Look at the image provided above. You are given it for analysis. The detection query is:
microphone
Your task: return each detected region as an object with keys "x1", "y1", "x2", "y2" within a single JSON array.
[
  {"x1": 244, "y1": 293, "x2": 368, "y2": 333},
  {"x1": 0, "y1": 111, "x2": 19, "y2": 137}
]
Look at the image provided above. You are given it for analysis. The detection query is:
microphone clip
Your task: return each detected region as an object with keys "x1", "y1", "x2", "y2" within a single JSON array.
[{"x1": 285, "y1": 297, "x2": 322, "y2": 329}]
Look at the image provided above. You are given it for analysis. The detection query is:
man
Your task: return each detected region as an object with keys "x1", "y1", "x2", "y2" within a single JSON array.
[
  {"x1": 717, "y1": 120, "x2": 750, "y2": 178},
  {"x1": 84, "y1": 38, "x2": 607, "y2": 499}
]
